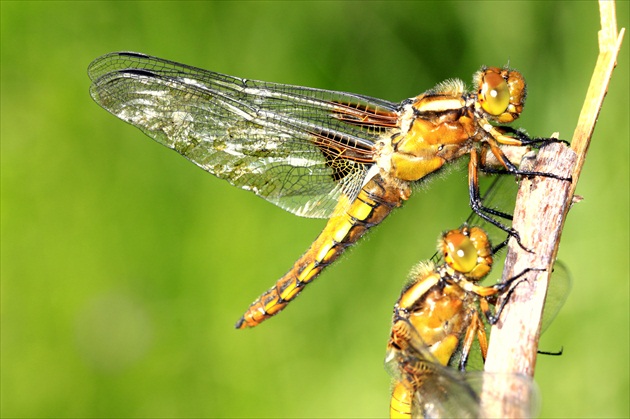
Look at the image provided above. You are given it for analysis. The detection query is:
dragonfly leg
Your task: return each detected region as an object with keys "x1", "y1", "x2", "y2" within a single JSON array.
[
  {"x1": 458, "y1": 309, "x2": 481, "y2": 371},
  {"x1": 468, "y1": 149, "x2": 528, "y2": 250},
  {"x1": 487, "y1": 267, "x2": 546, "y2": 325},
  {"x1": 485, "y1": 130, "x2": 573, "y2": 183},
  {"x1": 538, "y1": 347, "x2": 564, "y2": 356}
]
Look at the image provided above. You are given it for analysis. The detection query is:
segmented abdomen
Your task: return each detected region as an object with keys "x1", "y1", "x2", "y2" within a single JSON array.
[{"x1": 235, "y1": 173, "x2": 409, "y2": 328}]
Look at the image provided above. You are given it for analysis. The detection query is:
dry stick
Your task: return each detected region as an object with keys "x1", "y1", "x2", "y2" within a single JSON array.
[{"x1": 481, "y1": 1, "x2": 626, "y2": 417}]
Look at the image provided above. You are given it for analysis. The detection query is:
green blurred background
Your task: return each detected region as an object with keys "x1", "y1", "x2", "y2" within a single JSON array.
[{"x1": 2, "y1": 1, "x2": 628, "y2": 417}]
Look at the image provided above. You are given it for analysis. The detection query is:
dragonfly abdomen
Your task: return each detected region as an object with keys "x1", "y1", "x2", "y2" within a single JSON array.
[{"x1": 235, "y1": 173, "x2": 410, "y2": 328}]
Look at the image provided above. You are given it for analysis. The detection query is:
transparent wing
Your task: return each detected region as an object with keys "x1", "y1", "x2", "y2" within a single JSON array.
[
  {"x1": 541, "y1": 260, "x2": 572, "y2": 334},
  {"x1": 386, "y1": 328, "x2": 538, "y2": 418},
  {"x1": 88, "y1": 51, "x2": 400, "y2": 218},
  {"x1": 410, "y1": 370, "x2": 538, "y2": 419}
]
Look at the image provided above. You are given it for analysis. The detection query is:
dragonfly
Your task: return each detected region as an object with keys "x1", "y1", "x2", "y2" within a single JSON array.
[
  {"x1": 88, "y1": 51, "x2": 567, "y2": 329},
  {"x1": 385, "y1": 223, "x2": 570, "y2": 418}
]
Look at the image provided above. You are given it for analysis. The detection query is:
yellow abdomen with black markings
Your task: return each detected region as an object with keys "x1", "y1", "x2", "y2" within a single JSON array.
[{"x1": 236, "y1": 173, "x2": 410, "y2": 328}]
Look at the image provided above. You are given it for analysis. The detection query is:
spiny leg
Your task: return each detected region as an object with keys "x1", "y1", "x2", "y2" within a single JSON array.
[
  {"x1": 458, "y1": 309, "x2": 482, "y2": 371},
  {"x1": 468, "y1": 149, "x2": 525, "y2": 249},
  {"x1": 486, "y1": 267, "x2": 546, "y2": 325}
]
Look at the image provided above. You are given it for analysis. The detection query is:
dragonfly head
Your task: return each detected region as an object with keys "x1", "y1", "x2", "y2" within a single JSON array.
[
  {"x1": 474, "y1": 67, "x2": 527, "y2": 124},
  {"x1": 440, "y1": 226, "x2": 493, "y2": 280}
]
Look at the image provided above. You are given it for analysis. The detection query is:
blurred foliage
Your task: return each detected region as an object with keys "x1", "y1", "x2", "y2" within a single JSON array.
[{"x1": 1, "y1": 1, "x2": 628, "y2": 418}]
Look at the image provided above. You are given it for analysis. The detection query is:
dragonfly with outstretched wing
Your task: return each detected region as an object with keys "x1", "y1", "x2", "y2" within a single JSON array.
[
  {"x1": 88, "y1": 52, "x2": 566, "y2": 328},
  {"x1": 385, "y1": 219, "x2": 570, "y2": 418}
]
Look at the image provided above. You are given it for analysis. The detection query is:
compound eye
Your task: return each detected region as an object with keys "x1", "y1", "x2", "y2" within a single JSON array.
[
  {"x1": 479, "y1": 71, "x2": 510, "y2": 116},
  {"x1": 444, "y1": 232, "x2": 477, "y2": 273}
]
